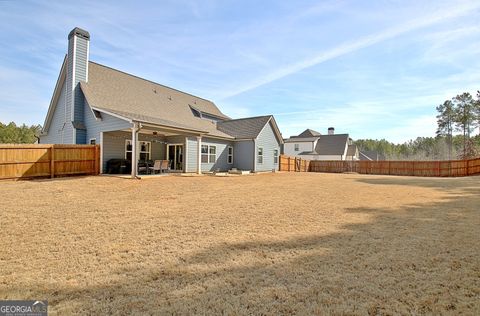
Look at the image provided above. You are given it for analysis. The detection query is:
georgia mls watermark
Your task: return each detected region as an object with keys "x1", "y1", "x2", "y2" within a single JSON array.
[{"x1": 0, "y1": 300, "x2": 47, "y2": 316}]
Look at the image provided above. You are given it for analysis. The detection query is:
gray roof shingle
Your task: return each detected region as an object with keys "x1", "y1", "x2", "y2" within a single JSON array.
[
  {"x1": 217, "y1": 116, "x2": 272, "y2": 139},
  {"x1": 80, "y1": 62, "x2": 234, "y2": 138},
  {"x1": 296, "y1": 128, "x2": 321, "y2": 138},
  {"x1": 359, "y1": 150, "x2": 385, "y2": 161},
  {"x1": 284, "y1": 137, "x2": 320, "y2": 143},
  {"x1": 314, "y1": 134, "x2": 349, "y2": 155}
]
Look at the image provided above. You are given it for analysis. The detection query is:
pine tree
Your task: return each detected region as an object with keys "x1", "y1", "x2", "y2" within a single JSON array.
[
  {"x1": 452, "y1": 92, "x2": 477, "y2": 159},
  {"x1": 436, "y1": 99, "x2": 455, "y2": 160},
  {"x1": 475, "y1": 90, "x2": 480, "y2": 136}
]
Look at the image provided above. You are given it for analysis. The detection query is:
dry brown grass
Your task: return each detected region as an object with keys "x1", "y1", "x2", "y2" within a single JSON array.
[{"x1": 0, "y1": 173, "x2": 479, "y2": 315}]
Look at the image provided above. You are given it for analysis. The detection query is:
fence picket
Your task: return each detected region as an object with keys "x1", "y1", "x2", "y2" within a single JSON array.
[
  {"x1": 0, "y1": 144, "x2": 100, "y2": 180},
  {"x1": 279, "y1": 155, "x2": 480, "y2": 177}
]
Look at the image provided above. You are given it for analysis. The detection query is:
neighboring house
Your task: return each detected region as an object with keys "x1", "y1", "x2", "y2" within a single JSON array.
[
  {"x1": 359, "y1": 150, "x2": 385, "y2": 161},
  {"x1": 283, "y1": 129, "x2": 321, "y2": 157},
  {"x1": 39, "y1": 28, "x2": 283, "y2": 177},
  {"x1": 346, "y1": 144, "x2": 359, "y2": 161},
  {"x1": 283, "y1": 127, "x2": 359, "y2": 161}
]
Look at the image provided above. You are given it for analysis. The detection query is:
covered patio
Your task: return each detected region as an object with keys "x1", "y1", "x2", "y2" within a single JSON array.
[{"x1": 100, "y1": 122, "x2": 204, "y2": 178}]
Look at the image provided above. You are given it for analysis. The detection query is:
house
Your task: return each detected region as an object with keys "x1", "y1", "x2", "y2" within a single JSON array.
[
  {"x1": 39, "y1": 28, "x2": 283, "y2": 177},
  {"x1": 283, "y1": 127, "x2": 359, "y2": 161},
  {"x1": 283, "y1": 128, "x2": 321, "y2": 157},
  {"x1": 359, "y1": 150, "x2": 385, "y2": 161}
]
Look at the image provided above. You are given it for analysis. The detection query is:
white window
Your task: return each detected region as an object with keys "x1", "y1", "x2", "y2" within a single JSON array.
[
  {"x1": 294, "y1": 144, "x2": 299, "y2": 151},
  {"x1": 125, "y1": 140, "x2": 133, "y2": 160},
  {"x1": 139, "y1": 141, "x2": 151, "y2": 160},
  {"x1": 257, "y1": 147, "x2": 263, "y2": 164},
  {"x1": 227, "y1": 146, "x2": 233, "y2": 164},
  {"x1": 274, "y1": 149, "x2": 278, "y2": 164},
  {"x1": 125, "y1": 140, "x2": 151, "y2": 161},
  {"x1": 209, "y1": 145, "x2": 216, "y2": 163},
  {"x1": 201, "y1": 145, "x2": 209, "y2": 163},
  {"x1": 201, "y1": 145, "x2": 216, "y2": 163},
  {"x1": 89, "y1": 138, "x2": 96, "y2": 145}
]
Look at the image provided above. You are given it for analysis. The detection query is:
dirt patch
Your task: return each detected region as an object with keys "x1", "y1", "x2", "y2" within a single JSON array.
[{"x1": 0, "y1": 173, "x2": 479, "y2": 315}]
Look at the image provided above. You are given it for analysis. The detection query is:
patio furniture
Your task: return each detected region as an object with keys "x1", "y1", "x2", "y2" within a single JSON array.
[
  {"x1": 148, "y1": 160, "x2": 169, "y2": 174},
  {"x1": 138, "y1": 160, "x2": 153, "y2": 175},
  {"x1": 106, "y1": 159, "x2": 131, "y2": 174}
]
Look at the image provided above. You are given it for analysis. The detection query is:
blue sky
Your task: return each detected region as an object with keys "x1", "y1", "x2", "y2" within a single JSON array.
[{"x1": 1, "y1": 0, "x2": 479, "y2": 143}]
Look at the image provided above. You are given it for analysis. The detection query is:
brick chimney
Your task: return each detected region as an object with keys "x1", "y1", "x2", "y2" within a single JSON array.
[{"x1": 328, "y1": 127, "x2": 335, "y2": 135}]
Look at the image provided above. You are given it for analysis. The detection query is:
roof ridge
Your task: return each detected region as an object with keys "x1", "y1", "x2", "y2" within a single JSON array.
[
  {"x1": 220, "y1": 115, "x2": 272, "y2": 123},
  {"x1": 88, "y1": 61, "x2": 220, "y2": 106},
  {"x1": 321, "y1": 133, "x2": 349, "y2": 136}
]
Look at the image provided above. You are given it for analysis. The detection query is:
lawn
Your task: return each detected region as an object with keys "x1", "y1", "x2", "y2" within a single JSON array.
[{"x1": 0, "y1": 173, "x2": 479, "y2": 315}]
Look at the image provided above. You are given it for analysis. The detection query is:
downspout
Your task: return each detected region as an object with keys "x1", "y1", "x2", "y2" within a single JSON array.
[{"x1": 253, "y1": 139, "x2": 257, "y2": 172}]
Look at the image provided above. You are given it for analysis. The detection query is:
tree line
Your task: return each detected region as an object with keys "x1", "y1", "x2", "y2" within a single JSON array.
[
  {"x1": 355, "y1": 91, "x2": 480, "y2": 161},
  {"x1": 0, "y1": 122, "x2": 42, "y2": 144}
]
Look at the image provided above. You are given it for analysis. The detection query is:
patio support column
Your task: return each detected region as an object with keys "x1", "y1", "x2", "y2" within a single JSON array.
[
  {"x1": 196, "y1": 136, "x2": 202, "y2": 174},
  {"x1": 131, "y1": 122, "x2": 140, "y2": 179}
]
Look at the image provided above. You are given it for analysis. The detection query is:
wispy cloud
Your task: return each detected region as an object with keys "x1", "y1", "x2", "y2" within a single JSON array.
[{"x1": 220, "y1": 0, "x2": 480, "y2": 99}]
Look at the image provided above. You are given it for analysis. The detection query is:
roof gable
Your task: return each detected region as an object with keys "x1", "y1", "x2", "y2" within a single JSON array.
[
  {"x1": 80, "y1": 61, "x2": 234, "y2": 138},
  {"x1": 41, "y1": 55, "x2": 67, "y2": 133},
  {"x1": 297, "y1": 128, "x2": 321, "y2": 137},
  {"x1": 314, "y1": 134, "x2": 349, "y2": 155},
  {"x1": 217, "y1": 116, "x2": 271, "y2": 139}
]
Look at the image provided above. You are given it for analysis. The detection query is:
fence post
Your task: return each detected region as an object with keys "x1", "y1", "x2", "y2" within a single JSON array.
[
  {"x1": 95, "y1": 145, "x2": 100, "y2": 175},
  {"x1": 288, "y1": 157, "x2": 291, "y2": 172},
  {"x1": 466, "y1": 159, "x2": 470, "y2": 176},
  {"x1": 50, "y1": 144, "x2": 55, "y2": 178}
]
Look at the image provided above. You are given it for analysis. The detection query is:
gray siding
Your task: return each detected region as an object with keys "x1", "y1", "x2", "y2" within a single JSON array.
[
  {"x1": 233, "y1": 140, "x2": 254, "y2": 171},
  {"x1": 76, "y1": 129, "x2": 86, "y2": 144},
  {"x1": 102, "y1": 131, "x2": 166, "y2": 172},
  {"x1": 39, "y1": 81, "x2": 68, "y2": 144},
  {"x1": 73, "y1": 37, "x2": 88, "y2": 135},
  {"x1": 64, "y1": 36, "x2": 74, "y2": 143},
  {"x1": 73, "y1": 37, "x2": 88, "y2": 123},
  {"x1": 64, "y1": 33, "x2": 89, "y2": 143},
  {"x1": 200, "y1": 138, "x2": 233, "y2": 172},
  {"x1": 183, "y1": 137, "x2": 234, "y2": 172},
  {"x1": 255, "y1": 121, "x2": 281, "y2": 172},
  {"x1": 185, "y1": 136, "x2": 197, "y2": 173},
  {"x1": 84, "y1": 100, "x2": 132, "y2": 144}
]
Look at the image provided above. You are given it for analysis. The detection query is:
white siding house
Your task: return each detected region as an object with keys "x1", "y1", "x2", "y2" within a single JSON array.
[{"x1": 283, "y1": 128, "x2": 359, "y2": 161}]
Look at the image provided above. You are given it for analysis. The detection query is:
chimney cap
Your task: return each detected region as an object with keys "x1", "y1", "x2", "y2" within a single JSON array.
[
  {"x1": 328, "y1": 127, "x2": 334, "y2": 130},
  {"x1": 68, "y1": 27, "x2": 90, "y2": 40}
]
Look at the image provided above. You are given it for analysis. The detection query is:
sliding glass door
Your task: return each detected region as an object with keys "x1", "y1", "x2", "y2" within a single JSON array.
[{"x1": 167, "y1": 144, "x2": 183, "y2": 171}]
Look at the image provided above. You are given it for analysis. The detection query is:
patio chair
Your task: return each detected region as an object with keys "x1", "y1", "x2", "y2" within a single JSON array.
[
  {"x1": 149, "y1": 160, "x2": 170, "y2": 174},
  {"x1": 160, "y1": 160, "x2": 169, "y2": 173},
  {"x1": 149, "y1": 160, "x2": 162, "y2": 174},
  {"x1": 138, "y1": 160, "x2": 148, "y2": 174}
]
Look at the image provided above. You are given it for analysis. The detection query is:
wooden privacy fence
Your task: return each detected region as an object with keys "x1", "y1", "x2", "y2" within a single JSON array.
[
  {"x1": 279, "y1": 155, "x2": 310, "y2": 172},
  {"x1": 0, "y1": 144, "x2": 100, "y2": 180},
  {"x1": 279, "y1": 155, "x2": 480, "y2": 177}
]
